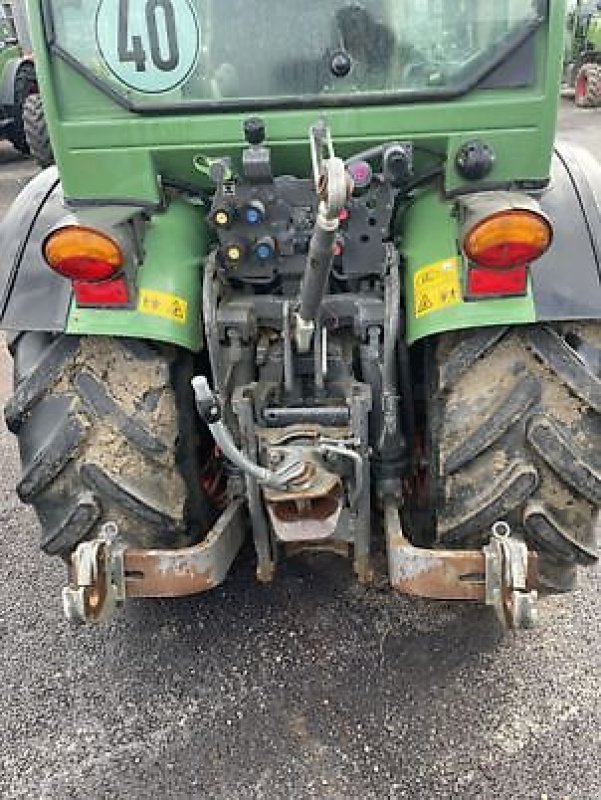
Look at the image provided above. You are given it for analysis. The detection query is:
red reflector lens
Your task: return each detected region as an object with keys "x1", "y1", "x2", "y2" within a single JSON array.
[
  {"x1": 73, "y1": 277, "x2": 130, "y2": 307},
  {"x1": 470, "y1": 242, "x2": 544, "y2": 270},
  {"x1": 466, "y1": 264, "x2": 528, "y2": 298},
  {"x1": 54, "y1": 256, "x2": 118, "y2": 281}
]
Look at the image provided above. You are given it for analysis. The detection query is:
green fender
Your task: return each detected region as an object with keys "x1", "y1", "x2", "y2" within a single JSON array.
[
  {"x1": 0, "y1": 50, "x2": 27, "y2": 106},
  {"x1": 402, "y1": 191, "x2": 535, "y2": 346},
  {"x1": 403, "y1": 143, "x2": 601, "y2": 344},
  {"x1": 67, "y1": 200, "x2": 207, "y2": 351}
]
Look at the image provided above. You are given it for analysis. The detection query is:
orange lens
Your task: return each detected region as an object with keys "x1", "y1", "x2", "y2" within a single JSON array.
[
  {"x1": 464, "y1": 210, "x2": 552, "y2": 269},
  {"x1": 43, "y1": 226, "x2": 123, "y2": 281}
]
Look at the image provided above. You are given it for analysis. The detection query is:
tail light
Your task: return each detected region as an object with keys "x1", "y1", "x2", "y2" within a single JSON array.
[
  {"x1": 43, "y1": 225, "x2": 130, "y2": 307},
  {"x1": 43, "y1": 226, "x2": 123, "y2": 280},
  {"x1": 461, "y1": 202, "x2": 553, "y2": 298},
  {"x1": 464, "y1": 210, "x2": 552, "y2": 269}
]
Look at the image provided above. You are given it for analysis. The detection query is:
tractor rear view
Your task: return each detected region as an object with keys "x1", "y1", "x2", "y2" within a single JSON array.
[
  {"x1": 564, "y1": 0, "x2": 601, "y2": 105},
  {"x1": 0, "y1": 0, "x2": 598, "y2": 630}
]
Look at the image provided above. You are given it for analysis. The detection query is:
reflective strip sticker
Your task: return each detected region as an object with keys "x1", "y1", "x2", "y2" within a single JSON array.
[
  {"x1": 414, "y1": 257, "x2": 461, "y2": 318},
  {"x1": 138, "y1": 288, "x2": 188, "y2": 323}
]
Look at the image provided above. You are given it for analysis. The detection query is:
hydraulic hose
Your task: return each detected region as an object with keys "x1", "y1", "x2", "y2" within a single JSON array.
[{"x1": 191, "y1": 376, "x2": 290, "y2": 490}]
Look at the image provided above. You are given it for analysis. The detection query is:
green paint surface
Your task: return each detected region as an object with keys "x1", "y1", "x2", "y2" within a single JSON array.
[
  {"x1": 26, "y1": 0, "x2": 568, "y2": 343},
  {"x1": 67, "y1": 200, "x2": 207, "y2": 350},
  {"x1": 0, "y1": 47, "x2": 21, "y2": 79},
  {"x1": 28, "y1": 2, "x2": 566, "y2": 203},
  {"x1": 402, "y1": 191, "x2": 535, "y2": 345}
]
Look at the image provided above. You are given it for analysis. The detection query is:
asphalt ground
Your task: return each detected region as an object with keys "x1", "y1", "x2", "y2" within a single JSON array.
[{"x1": 0, "y1": 100, "x2": 600, "y2": 800}]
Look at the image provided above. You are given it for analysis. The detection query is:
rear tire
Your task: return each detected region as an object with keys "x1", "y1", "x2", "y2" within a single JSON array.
[
  {"x1": 414, "y1": 324, "x2": 600, "y2": 592},
  {"x1": 5, "y1": 334, "x2": 213, "y2": 559},
  {"x1": 7, "y1": 61, "x2": 36, "y2": 154},
  {"x1": 23, "y1": 93, "x2": 53, "y2": 167},
  {"x1": 575, "y1": 64, "x2": 601, "y2": 108}
]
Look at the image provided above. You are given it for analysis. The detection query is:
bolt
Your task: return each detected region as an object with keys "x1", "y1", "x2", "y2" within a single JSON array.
[
  {"x1": 101, "y1": 521, "x2": 119, "y2": 539},
  {"x1": 268, "y1": 450, "x2": 284, "y2": 467},
  {"x1": 492, "y1": 520, "x2": 511, "y2": 538}
]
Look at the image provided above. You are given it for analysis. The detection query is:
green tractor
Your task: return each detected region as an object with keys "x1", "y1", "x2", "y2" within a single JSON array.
[
  {"x1": 0, "y1": 1, "x2": 52, "y2": 164},
  {"x1": 1, "y1": 0, "x2": 599, "y2": 628},
  {"x1": 564, "y1": 0, "x2": 601, "y2": 105},
  {"x1": 0, "y1": 1, "x2": 37, "y2": 157}
]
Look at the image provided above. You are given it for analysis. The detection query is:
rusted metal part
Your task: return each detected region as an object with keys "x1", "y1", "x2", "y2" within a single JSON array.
[
  {"x1": 484, "y1": 521, "x2": 538, "y2": 629},
  {"x1": 385, "y1": 504, "x2": 538, "y2": 629},
  {"x1": 124, "y1": 498, "x2": 246, "y2": 598},
  {"x1": 265, "y1": 491, "x2": 343, "y2": 542},
  {"x1": 63, "y1": 500, "x2": 247, "y2": 622},
  {"x1": 386, "y1": 502, "x2": 487, "y2": 599},
  {"x1": 256, "y1": 424, "x2": 348, "y2": 447},
  {"x1": 285, "y1": 539, "x2": 351, "y2": 559},
  {"x1": 262, "y1": 441, "x2": 345, "y2": 542},
  {"x1": 262, "y1": 451, "x2": 340, "y2": 504},
  {"x1": 63, "y1": 522, "x2": 126, "y2": 624}
]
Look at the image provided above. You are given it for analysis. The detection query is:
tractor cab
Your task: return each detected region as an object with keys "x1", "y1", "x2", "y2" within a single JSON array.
[{"x1": 47, "y1": 1, "x2": 542, "y2": 105}]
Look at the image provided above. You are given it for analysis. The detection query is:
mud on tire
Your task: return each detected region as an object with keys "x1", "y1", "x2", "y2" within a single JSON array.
[
  {"x1": 420, "y1": 323, "x2": 600, "y2": 592},
  {"x1": 5, "y1": 334, "x2": 212, "y2": 558}
]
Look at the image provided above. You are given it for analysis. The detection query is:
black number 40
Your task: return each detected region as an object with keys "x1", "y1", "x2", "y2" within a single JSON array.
[{"x1": 118, "y1": 0, "x2": 180, "y2": 73}]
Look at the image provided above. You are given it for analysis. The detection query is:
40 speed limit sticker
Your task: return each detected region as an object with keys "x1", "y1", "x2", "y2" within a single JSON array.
[{"x1": 96, "y1": 0, "x2": 200, "y2": 94}]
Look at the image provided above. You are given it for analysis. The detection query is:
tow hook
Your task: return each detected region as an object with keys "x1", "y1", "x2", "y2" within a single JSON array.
[{"x1": 62, "y1": 522, "x2": 126, "y2": 624}]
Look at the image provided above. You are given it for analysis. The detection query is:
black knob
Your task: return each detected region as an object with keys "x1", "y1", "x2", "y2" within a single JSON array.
[
  {"x1": 195, "y1": 392, "x2": 222, "y2": 425},
  {"x1": 455, "y1": 140, "x2": 495, "y2": 181},
  {"x1": 330, "y1": 50, "x2": 352, "y2": 78},
  {"x1": 244, "y1": 117, "x2": 266, "y2": 146}
]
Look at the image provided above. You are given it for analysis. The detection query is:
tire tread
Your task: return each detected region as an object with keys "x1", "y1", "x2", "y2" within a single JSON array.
[{"x1": 426, "y1": 323, "x2": 600, "y2": 590}]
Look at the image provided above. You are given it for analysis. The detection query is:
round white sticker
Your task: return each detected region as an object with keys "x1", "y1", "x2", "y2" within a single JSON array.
[{"x1": 95, "y1": 0, "x2": 200, "y2": 94}]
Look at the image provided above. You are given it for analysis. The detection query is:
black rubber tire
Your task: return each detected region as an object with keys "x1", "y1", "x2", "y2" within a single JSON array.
[
  {"x1": 23, "y1": 93, "x2": 53, "y2": 167},
  {"x1": 7, "y1": 61, "x2": 36, "y2": 154},
  {"x1": 416, "y1": 323, "x2": 600, "y2": 593},
  {"x1": 575, "y1": 63, "x2": 601, "y2": 108},
  {"x1": 5, "y1": 333, "x2": 213, "y2": 559}
]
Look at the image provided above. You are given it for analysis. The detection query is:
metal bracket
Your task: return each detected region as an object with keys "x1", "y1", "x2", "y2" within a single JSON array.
[
  {"x1": 385, "y1": 504, "x2": 538, "y2": 631},
  {"x1": 62, "y1": 522, "x2": 126, "y2": 625},
  {"x1": 62, "y1": 500, "x2": 247, "y2": 624},
  {"x1": 484, "y1": 521, "x2": 538, "y2": 629}
]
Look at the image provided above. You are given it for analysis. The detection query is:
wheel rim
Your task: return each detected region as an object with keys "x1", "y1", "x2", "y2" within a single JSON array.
[{"x1": 576, "y1": 72, "x2": 588, "y2": 101}]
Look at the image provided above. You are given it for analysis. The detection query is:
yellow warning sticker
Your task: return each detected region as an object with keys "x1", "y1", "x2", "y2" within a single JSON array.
[
  {"x1": 138, "y1": 289, "x2": 188, "y2": 325},
  {"x1": 414, "y1": 257, "x2": 461, "y2": 318}
]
